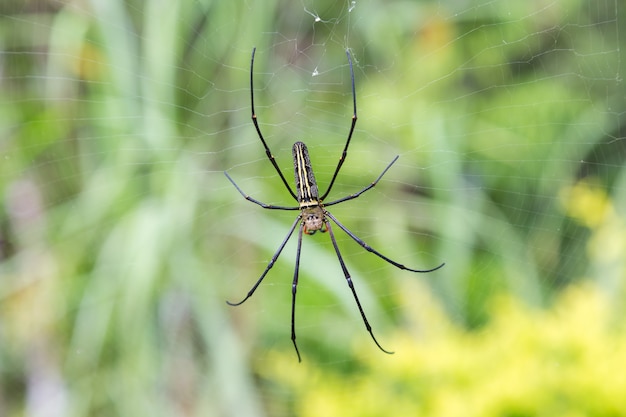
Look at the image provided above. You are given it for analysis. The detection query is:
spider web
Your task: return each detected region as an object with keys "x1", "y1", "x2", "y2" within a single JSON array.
[{"x1": 0, "y1": 0, "x2": 624, "y2": 416}]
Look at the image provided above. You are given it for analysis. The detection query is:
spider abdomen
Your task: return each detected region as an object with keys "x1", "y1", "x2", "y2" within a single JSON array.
[{"x1": 293, "y1": 142, "x2": 320, "y2": 204}]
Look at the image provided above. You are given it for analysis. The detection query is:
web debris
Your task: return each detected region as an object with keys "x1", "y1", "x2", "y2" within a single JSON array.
[{"x1": 304, "y1": 7, "x2": 324, "y2": 23}]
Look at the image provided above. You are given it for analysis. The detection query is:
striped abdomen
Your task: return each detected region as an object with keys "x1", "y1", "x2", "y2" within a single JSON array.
[{"x1": 292, "y1": 141, "x2": 320, "y2": 206}]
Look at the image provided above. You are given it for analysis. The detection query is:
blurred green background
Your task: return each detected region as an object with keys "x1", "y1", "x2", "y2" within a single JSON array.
[{"x1": 1, "y1": 0, "x2": 625, "y2": 416}]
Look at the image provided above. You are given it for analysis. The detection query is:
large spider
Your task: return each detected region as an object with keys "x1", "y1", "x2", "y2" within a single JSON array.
[{"x1": 225, "y1": 48, "x2": 444, "y2": 362}]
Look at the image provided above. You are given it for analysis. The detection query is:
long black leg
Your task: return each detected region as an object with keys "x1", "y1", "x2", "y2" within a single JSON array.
[
  {"x1": 320, "y1": 49, "x2": 358, "y2": 201},
  {"x1": 249, "y1": 47, "x2": 298, "y2": 201},
  {"x1": 323, "y1": 155, "x2": 399, "y2": 207},
  {"x1": 325, "y1": 211, "x2": 445, "y2": 272},
  {"x1": 290, "y1": 223, "x2": 305, "y2": 362},
  {"x1": 325, "y1": 219, "x2": 393, "y2": 355},
  {"x1": 226, "y1": 215, "x2": 302, "y2": 306},
  {"x1": 224, "y1": 172, "x2": 300, "y2": 211}
]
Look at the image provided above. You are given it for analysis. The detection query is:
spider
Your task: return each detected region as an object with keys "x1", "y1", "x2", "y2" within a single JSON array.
[{"x1": 225, "y1": 47, "x2": 444, "y2": 362}]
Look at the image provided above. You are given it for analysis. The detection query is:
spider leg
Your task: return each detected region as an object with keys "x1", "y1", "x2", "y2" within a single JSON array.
[
  {"x1": 323, "y1": 155, "x2": 399, "y2": 207},
  {"x1": 224, "y1": 172, "x2": 300, "y2": 210},
  {"x1": 226, "y1": 215, "x2": 302, "y2": 306},
  {"x1": 249, "y1": 47, "x2": 298, "y2": 201},
  {"x1": 320, "y1": 49, "x2": 358, "y2": 201},
  {"x1": 325, "y1": 219, "x2": 394, "y2": 355},
  {"x1": 290, "y1": 223, "x2": 305, "y2": 362},
  {"x1": 325, "y1": 211, "x2": 445, "y2": 273}
]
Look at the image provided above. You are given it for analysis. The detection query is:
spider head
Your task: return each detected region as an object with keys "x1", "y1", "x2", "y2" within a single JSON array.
[{"x1": 302, "y1": 206, "x2": 326, "y2": 235}]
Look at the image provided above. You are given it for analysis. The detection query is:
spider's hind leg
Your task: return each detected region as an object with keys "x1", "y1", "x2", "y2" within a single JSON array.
[{"x1": 324, "y1": 219, "x2": 394, "y2": 355}]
